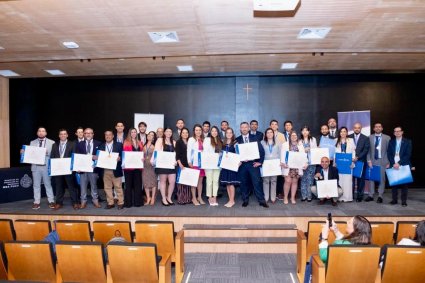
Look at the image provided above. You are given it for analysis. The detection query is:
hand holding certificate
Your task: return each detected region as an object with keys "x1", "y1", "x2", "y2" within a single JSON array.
[
  {"x1": 386, "y1": 165, "x2": 413, "y2": 186},
  {"x1": 334, "y1": 153, "x2": 353, "y2": 174},
  {"x1": 319, "y1": 137, "x2": 336, "y2": 159},
  {"x1": 310, "y1": 148, "x2": 329, "y2": 165},
  {"x1": 219, "y1": 151, "x2": 240, "y2": 172},
  {"x1": 199, "y1": 152, "x2": 220, "y2": 169},
  {"x1": 287, "y1": 152, "x2": 308, "y2": 169},
  {"x1": 122, "y1": 151, "x2": 144, "y2": 169},
  {"x1": 177, "y1": 167, "x2": 200, "y2": 187},
  {"x1": 49, "y1": 158, "x2": 72, "y2": 176},
  {"x1": 71, "y1": 153, "x2": 94, "y2": 172},
  {"x1": 316, "y1": 179, "x2": 338, "y2": 198},
  {"x1": 261, "y1": 159, "x2": 282, "y2": 177},
  {"x1": 20, "y1": 145, "x2": 47, "y2": 165},
  {"x1": 236, "y1": 142, "x2": 260, "y2": 161},
  {"x1": 95, "y1": 150, "x2": 119, "y2": 170},
  {"x1": 154, "y1": 151, "x2": 176, "y2": 169}
]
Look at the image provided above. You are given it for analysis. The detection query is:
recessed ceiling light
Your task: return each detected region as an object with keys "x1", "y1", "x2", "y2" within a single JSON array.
[
  {"x1": 0, "y1": 70, "x2": 20, "y2": 77},
  {"x1": 0, "y1": 46, "x2": 4, "y2": 50},
  {"x1": 281, "y1": 63, "x2": 298, "y2": 69},
  {"x1": 298, "y1": 27, "x2": 331, "y2": 39},
  {"x1": 62, "y1": 41, "x2": 79, "y2": 49},
  {"x1": 148, "y1": 31, "x2": 179, "y2": 43},
  {"x1": 177, "y1": 65, "x2": 193, "y2": 72},
  {"x1": 45, "y1": 69, "x2": 65, "y2": 75}
]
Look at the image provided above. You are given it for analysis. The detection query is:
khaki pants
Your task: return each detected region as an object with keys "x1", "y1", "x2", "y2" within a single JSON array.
[
  {"x1": 103, "y1": 169, "x2": 124, "y2": 205},
  {"x1": 205, "y1": 169, "x2": 221, "y2": 197}
]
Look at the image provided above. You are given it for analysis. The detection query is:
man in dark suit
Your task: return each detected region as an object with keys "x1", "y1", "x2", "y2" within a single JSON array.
[
  {"x1": 220, "y1": 120, "x2": 229, "y2": 141},
  {"x1": 51, "y1": 129, "x2": 79, "y2": 210},
  {"x1": 249, "y1": 120, "x2": 264, "y2": 141},
  {"x1": 349, "y1": 122, "x2": 370, "y2": 202},
  {"x1": 173, "y1": 118, "x2": 185, "y2": 141},
  {"x1": 311, "y1": 157, "x2": 343, "y2": 206},
  {"x1": 98, "y1": 130, "x2": 124, "y2": 209},
  {"x1": 76, "y1": 127, "x2": 102, "y2": 208},
  {"x1": 113, "y1": 121, "x2": 126, "y2": 143},
  {"x1": 387, "y1": 126, "x2": 412, "y2": 207},
  {"x1": 328, "y1": 117, "x2": 339, "y2": 139},
  {"x1": 236, "y1": 122, "x2": 268, "y2": 208}
]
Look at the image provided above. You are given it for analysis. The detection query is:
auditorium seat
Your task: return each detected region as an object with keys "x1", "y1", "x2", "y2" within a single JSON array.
[
  {"x1": 0, "y1": 243, "x2": 7, "y2": 280},
  {"x1": 296, "y1": 229, "x2": 307, "y2": 283},
  {"x1": 135, "y1": 220, "x2": 184, "y2": 283},
  {"x1": 56, "y1": 241, "x2": 107, "y2": 282},
  {"x1": 93, "y1": 220, "x2": 133, "y2": 244},
  {"x1": 380, "y1": 246, "x2": 425, "y2": 283},
  {"x1": 311, "y1": 245, "x2": 381, "y2": 283},
  {"x1": 55, "y1": 220, "x2": 92, "y2": 241},
  {"x1": 0, "y1": 219, "x2": 15, "y2": 241},
  {"x1": 394, "y1": 221, "x2": 418, "y2": 244},
  {"x1": 306, "y1": 221, "x2": 347, "y2": 260},
  {"x1": 107, "y1": 242, "x2": 171, "y2": 283},
  {"x1": 370, "y1": 221, "x2": 394, "y2": 246},
  {"x1": 4, "y1": 241, "x2": 57, "y2": 282},
  {"x1": 14, "y1": 219, "x2": 51, "y2": 241}
]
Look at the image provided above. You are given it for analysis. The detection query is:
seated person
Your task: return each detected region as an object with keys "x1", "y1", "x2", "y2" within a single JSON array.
[
  {"x1": 397, "y1": 220, "x2": 425, "y2": 246},
  {"x1": 311, "y1": 156, "x2": 343, "y2": 206}
]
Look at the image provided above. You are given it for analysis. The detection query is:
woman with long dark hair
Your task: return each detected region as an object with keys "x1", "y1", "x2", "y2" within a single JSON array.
[{"x1": 175, "y1": 127, "x2": 192, "y2": 204}]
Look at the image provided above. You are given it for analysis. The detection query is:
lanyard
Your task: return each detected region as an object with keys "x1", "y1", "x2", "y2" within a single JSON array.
[
  {"x1": 396, "y1": 140, "x2": 401, "y2": 154},
  {"x1": 106, "y1": 143, "x2": 113, "y2": 156},
  {"x1": 268, "y1": 144, "x2": 273, "y2": 154}
]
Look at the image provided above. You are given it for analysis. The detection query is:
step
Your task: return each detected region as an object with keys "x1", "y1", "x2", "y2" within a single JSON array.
[{"x1": 183, "y1": 224, "x2": 297, "y2": 237}]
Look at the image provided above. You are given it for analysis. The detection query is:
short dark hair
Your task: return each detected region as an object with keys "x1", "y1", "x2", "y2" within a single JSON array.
[
  {"x1": 240, "y1": 121, "x2": 249, "y2": 126},
  {"x1": 138, "y1": 121, "x2": 147, "y2": 127},
  {"x1": 37, "y1": 127, "x2": 47, "y2": 131},
  {"x1": 177, "y1": 118, "x2": 185, "y2": 123},
  {"x1": 203, "y1": 121, "x2": 211, "y2": 126},
  {"x1": 284, "y1": 120, "x2": 293, "y2": 126},
  {"x1": 250, "y1": 120, "x2": 258, "y2": 125},
  {"x1": 221, "y1": 120, "x2": 229, "y2": 125},
  {"x1": 269, "y1": 119, "x2": 278, "y2": 125},
  {"x1": 76, "y1": 127, "x2": 84, "y2": 131},
  {"x1": 58, "y1": 128, "x2": 68, "y2": 134},
  {"x1": 115, "y1": 122, "x2": 125, "y2": 126}
]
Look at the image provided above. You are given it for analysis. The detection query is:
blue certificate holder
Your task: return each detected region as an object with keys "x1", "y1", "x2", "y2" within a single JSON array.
[
  {"x1": 334, "y1": 153, "x2": 352, "y2": 174},
  {"x1": 319, "y1": 137, "x2": 336, "y2": 159},
  {"x1": 365, "y1": 165, "x2": 381, "y2": 182},
  {"x1": 352, "y1": 161, "x2": 364, "y2": 178},
  {"x1": 386, "y1": 165, "x2": 413, "y2": 186}
]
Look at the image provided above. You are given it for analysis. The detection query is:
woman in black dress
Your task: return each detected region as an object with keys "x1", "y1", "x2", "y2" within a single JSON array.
[{"x1": 175, "y1": 128, "x2": 192, "y2": 204}]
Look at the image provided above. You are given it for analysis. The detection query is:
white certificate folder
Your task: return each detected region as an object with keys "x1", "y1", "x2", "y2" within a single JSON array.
[
  {"x1": 261, "y1": 159, "x2": 282, "y2": 177},
  {"x1": 48, "y1": 158, "x2": 72, "y2": 176},
  {"x1": 199, "y1": 152, "x2": 220, "y2": 169},
  {"x1": 219, "y1": 151, "x2": 240, "y2": 172},
  {"x1": 176, "y1": 167, "x2": 200, "y2": 187},
  {"x1": 316, "y1": 179, "x2": 338, "y2": 198},
  {"x1": 236, "y1": 142, "x2": 260, "y2": 161},
  {"x1": 154, "y1": 151, "x2": 176, "y2": 169},
  {"x1": 95, "y1": 150, "x2": 119, "y2": 170},
  {"x1": 20, "y1": 145, "x2": 46, "y2": 165},
  {"x1": 122, "y1": 151, "x2": 144, "y2": 169},
  {"x1": 71, "y1": 153, "x2": 94, "y2": 172}
]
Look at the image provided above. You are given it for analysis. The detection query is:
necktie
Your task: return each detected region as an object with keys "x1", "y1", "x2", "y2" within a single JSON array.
[
  {"x1": 60, "y1": 143, "x2": 65, "y2": 157},
  {"x1": 355, "y1": 135, "x2": 359, "y2": 145},
  {"x1": 244, "y1": 137, "x2": 248, "y2": 143},
  {"x1": 39, "y1": 139, "x2": 43, "y2": 147},
  {"x1": 374, "y1": 136, "x2": 380, "y2": 160},
  {"x1": 86, "y1": 142, "x2": 91, "y2": 154},
  {"x1": 331, "y1": 130, "x2": 335, "y2": 138}
]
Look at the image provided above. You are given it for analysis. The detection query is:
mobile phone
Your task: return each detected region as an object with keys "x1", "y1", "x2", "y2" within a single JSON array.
[{"x1": 327, "y1": 213, "x2": 332, "y2": 228}]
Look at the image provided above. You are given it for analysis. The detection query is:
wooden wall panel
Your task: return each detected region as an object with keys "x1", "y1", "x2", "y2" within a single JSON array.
[{"x1": 0, "y1": 77, "x2": 10, "y2": 168}]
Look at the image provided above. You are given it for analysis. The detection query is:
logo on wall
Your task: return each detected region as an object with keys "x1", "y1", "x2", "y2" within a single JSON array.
[{"x1": 20, "y1": 174, "x2": 33, "y2": 189}]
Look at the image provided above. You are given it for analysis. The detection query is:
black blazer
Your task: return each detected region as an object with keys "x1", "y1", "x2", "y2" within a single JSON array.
[
  {"x1": 387, "y1": 137, "x2": 412, "y2": 167},
  {"x1": 98, "y1": 142, "x2": 123, "y2": 177},
  {"x1": 235, "y1": 134, "x2": 265, "y2": 164},
  {"x1": 76, "y1": 139, "x2": 101, "y2": 155},
  {"x1": 349, "y1": 133, "x2": 370, "y2": 162},
  {"x1": 314, "y1": 166, "x2": 341, "y2": 188},
  {"x1": 50, "y1": 140, "x2": 76, "y2": 159},
  {"x1": 250, "y1": 131, "x2": 264, "y2": 141},
  {"x1": 175, "y1": 139, "x2": 189, "y2": 167},
  {"x1": 113, "y1": 133, "x2": 126, "y2": 144}
]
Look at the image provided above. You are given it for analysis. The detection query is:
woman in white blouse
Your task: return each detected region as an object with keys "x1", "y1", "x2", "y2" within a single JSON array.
[
  {"x1": 203, "y1": 126, "x2": 223, "y2": 206},
  {"x1": 334, "y1": 127, "x2": 356, "y2": 202},
  {"x1": 187, "y1": 124, "x2": 205, "y2": 205},
  {"x1": 261, "y1": 128, "x2": 281, "y2": 203},
  {"x1": 299, "y1": 126, "x2": 318, "y2": 202}
]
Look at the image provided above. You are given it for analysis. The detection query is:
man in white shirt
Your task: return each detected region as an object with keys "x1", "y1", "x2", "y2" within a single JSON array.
[
  {"x1": 138, "y1": 121, "x2": 147, "y2": 144},
  {"x1": 75, "y1": 127, "x2": 85, "y2": 143},
  {"x1": 202, "y1": 121, "x2": 211, "y2": 138}
]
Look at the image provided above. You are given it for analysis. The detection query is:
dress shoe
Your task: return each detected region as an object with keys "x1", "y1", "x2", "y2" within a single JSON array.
[
  {"x1": 402, "y1": 202, "x2": 407, "y2": 207},
  {"x1": 356, "y1": 198, "x2": 362, "y2": 202},
  {"x1": 105, "y1": 204, "x2": 115, "y2": 209},
  {"x1": 259, "y1": 202, "x2": 269, "y2": 208},
  {"x1": 277, "y1": 194, "x2": 284, "y2": 200},
  {"x1": 54, "y1": 204, "x2": 63, "y2": 210},
  {"x1": 93, "y1": 201, "x2": 101, "y2": 208},
  {"x1": 331, "y1": 200, "x2": 337, "y2": 207},
  {"x1": 364, "y1": 196, "x2": 374, "y2": 202},
  {"x1": 307, "y1": 199, "x2": 312, "y2": 202},
  {"x1": 80, "y1": 202, "x2": 87, "y2": 209},
  {"x1": 242, "y1": 201, "x2": 249, "y2": 207},
  {"x1": 117, "y1": 204, "x2": 124, "y2": 210},
  {"x1": 72, "y1": 204, "x2": 79, "y2": 210},
  {"x1": 389, "y1": 200, "x2": 398, "y2": 205},
  {"x1": 319, "y1": 199, "x2": 325, "y2": 205},
  {"x1": 32, "y1": 203, "x2": 40, "y2": 210},
  {"x1": 162, "y1": 200, "x2": 170, "y2": 206},
  {"x1": 301, "y1": 198, "x2": 307, "y2": 202},
  {"x1": 377, "y1": 197, "x2": 383, "y2": 203},
  {"x1": 48, "y1": 202, "x2": 56, "y2": 209}
]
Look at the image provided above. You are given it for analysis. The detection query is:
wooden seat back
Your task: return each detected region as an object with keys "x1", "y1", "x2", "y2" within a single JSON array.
[
  {"x1": 0, "y1": 219, "x2": 15, "y2": 241},
  {"x1": 14, "y1": 219, "x2": 51, "y2": 241},
  {"x1": 381, "y1": 245, "x2": 425, "y2": 283},
  {"x1": 93, "y1": 221, "x2": 132, "y2": 244},
  {"x1": 56, "y1": 241, "x2": 106, "y2": 282},
  {"x1": 325, "y1": 245, "x2": 380, "y2": 283},
  {"x1": 0, "y1": 243, "x2": 7, "y2": 280},
  {"x1": 394, "y1": 221, "x2": 417, "y2": 243},
  {"x1": 135, "y1": 221, "x2": 175, "y2": 260},
  {"x1": 370, "y1": 221, "x2": 394, "y2": 246},
  {"x1": 4, "y1": 241, "x2": 56, "y2": 282},
  {"x1": 306, "y1": 221, "x2": 347, "y2": 259},
  {"x1": 55, "y1": 220, "x2": 92, "y2": 241},
  {"x1": 296, "y1": 229, "x2": 307, "y2": 283}
]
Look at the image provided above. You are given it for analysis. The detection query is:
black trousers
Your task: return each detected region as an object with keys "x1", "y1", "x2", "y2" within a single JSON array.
[
  {"x1": 54, "y1": 174, "x2": 78, "y2": 205},
  {"x1": 238, "y1": 162, "x2": 265, "y2": 203},
  {"x1": 124, "y1": 170, "x2": 143, "y2": 207},
  {"x1": 392, "y1": 184, "x2": 408, "y2": 203},
  {"x1": 353, "y1": 162, "x2": 368, "y2": 200}
]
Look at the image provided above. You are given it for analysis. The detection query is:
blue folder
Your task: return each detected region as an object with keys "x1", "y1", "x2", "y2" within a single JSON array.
[
  {"x1": 320, "y1": 137, "x2": 336, "y2": 159},
  {"x1": 386, "y1": 165, "x2": 413, "y2": 186},
  {"x1": 365, "y1": 165, "x2": 381, "y2": 182},
  {"x1": 352, "y1": 161, "x2": 364, "y2": 178},
  {"x1": 334, "y1": 153, "x2": 352, "y2": 174}
]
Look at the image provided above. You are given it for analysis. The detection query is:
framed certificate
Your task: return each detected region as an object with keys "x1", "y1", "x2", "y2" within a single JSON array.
[
  {"x1": 287, "y1": 151, "x2": 308, "y2": 169},
  {"x1": 199, "y1": 152, "x2": 220, "y2": 170},
  {"x1": 20, "y1": 145, "x2": 46, "y2": 165},
  {"x1": 154, "y1": 151, "x2": 176, "y2": 169},
  {"x1": 95, "y1": 150, "x2": 119, "y2": 170},
  {"x1": 176, "y1": 167, "x2": 200, "y2": 187},
  {"x1": 48, "y1": 158, "x2": 72, "y2": 176},
  {"x1": 122, "y1": 151, "x2": 144, "y2": 169},
  {"x1": 310, "y1": 148, "x2": 329, "y2": 165},
  {"x1": 317, "y1": 179, "x2": 338, "y2": 198},
  {"x1": 261, "y1": 159, "x2": 282, "y2": 177},
  {"x1": 236, "y1": 142, "x2": 260, "y2": 161},
  {"x1": 71, "y1": 153, "x2": 94, "y2": 172},
  {"x1": 219, "y1": 151, "x2": 240, "y2": 172}
]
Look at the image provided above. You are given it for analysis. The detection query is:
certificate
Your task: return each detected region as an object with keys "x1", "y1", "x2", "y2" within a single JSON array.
[
  {"x1": 154, "y1": 151, "x2": 176, "y2": 169},
  {"x1": 261, "y1": 159, "x2": 282, "y2": 177},
  {"x1": 20, "y1": 145, "x2": 46, "y2": 165},
  {"x1": 236, "y1": 142, "x2": 260, "y2": 161},
  {"x1": 219, "y1": 151, "x2": 240, "y2": 172},
  {"x1": 122, "y1": 151, "x2": 144, "y2": 169},
  {"x1": 95, "y1": 150, "x2": 119, "y2": 170},
  {"x1": 316, "y1": 179, "x2": 338, "y2": 198},
  {"x1": 334, "y1": 153, "x2": 352, "y2": 174},
  {"x1": 71, "y1": 153, "x2": 94, "y2": 172},
  {"x1": 48, "y1": 158, "x2": 72, "y2": 176},
  {"x1": 287, "y1": 152, "x2": 308, "y2": 169},
  {"x1": 310, "y1": 148, "x2": 329, "y2": 165},
  {"x1": 365, "y1": 165, "x2": 381, "y2": 182},
  {"x1": 199, "y1": 152, "x2": 220, "y2": 170},
  {"x1": 176, "y1": 167, "x2": 200, "y2": 187},
  {"x1": 319, "y1": 137, "x2": 336, "y2": 160},
  {"x1": 386, "y1": 165, "x2": 413, "y2": 186}
]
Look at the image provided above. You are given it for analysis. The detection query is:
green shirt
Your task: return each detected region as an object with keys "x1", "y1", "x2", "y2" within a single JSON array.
[{"x1": 319, "y1": 239, "x2": 352, "y2": 263}]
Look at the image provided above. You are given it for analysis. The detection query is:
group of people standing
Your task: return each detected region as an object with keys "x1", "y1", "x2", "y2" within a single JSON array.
[{"x1": 24, "y1": 117, "x2": 412, "y2": 210}]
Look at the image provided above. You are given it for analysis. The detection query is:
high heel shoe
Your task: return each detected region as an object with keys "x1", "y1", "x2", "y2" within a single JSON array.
[
  {"x1": 166, "y1": 199, "x2": 175, "y2": 205},
  {"x1": 192, "y1": 199, "x2": 200, "y2": 206},
  {"x1": 198, "y1": 198, "x2": 205, "y2": 205},
  {"x1": 161, "y1": 200, "x2": 169, "y2": 206}
]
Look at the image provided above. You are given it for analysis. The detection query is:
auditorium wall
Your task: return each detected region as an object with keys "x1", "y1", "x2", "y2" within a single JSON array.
[{"x1": 9, "y1": 73, "x2": 425, "y2": 186}]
